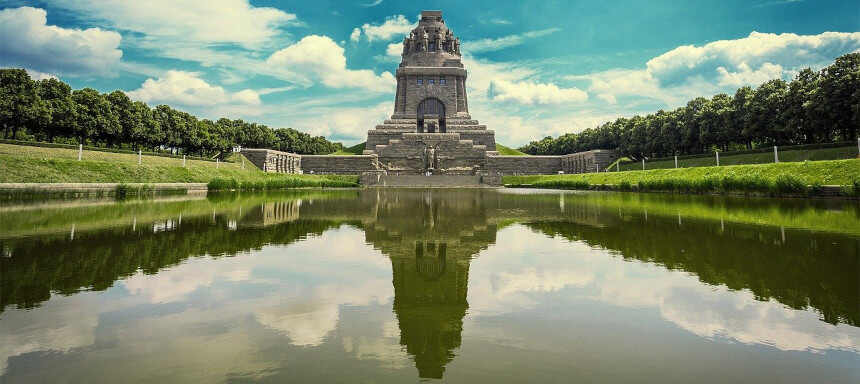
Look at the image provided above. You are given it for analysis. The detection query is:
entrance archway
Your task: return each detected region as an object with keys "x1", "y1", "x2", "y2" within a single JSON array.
[{"x1": 417, "y1": 98, "x2": 446, "y2": 133}]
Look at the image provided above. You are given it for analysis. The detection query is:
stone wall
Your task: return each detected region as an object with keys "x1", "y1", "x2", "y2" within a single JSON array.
[
  {"x1": 374, "y1": 133, "x2": 486, "y2": 175},
  {"x1": 301, "y1": 155, "x2": 380, "y2": 175},
  {"x1": 483, "y1": 156, "x2": 563, "y2": 175},
  {"x1": 561, "y1": 150, "x2": 620, "y2": 173},
  {"x1": 241, "y1": 149, "x2": 302, "y2": 173}
]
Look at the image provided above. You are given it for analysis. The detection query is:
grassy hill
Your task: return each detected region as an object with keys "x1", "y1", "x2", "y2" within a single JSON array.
[
  {"x1": 618, "y1": 144, "x2": 858, "y2": 171},
  {"x1": 505, "y1": 159, "x2": 860, "y2": 196},
  {"x1": 331, "y1": 142, "x2": 366, "y2": 155},
  {"x1": 496, "y1": 144, "x2": 528, "y2": 156},
  {"x1": 0, "y1": 143, "x2": 357, "y2": 186}
]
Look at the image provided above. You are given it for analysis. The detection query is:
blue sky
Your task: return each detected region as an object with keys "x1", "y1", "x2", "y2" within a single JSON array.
[{"x1": 1, "y1": 0, "x2": 858, "y2": 146}]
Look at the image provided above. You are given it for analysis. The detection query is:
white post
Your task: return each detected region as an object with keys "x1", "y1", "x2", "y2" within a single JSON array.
[
  {"x1": 674, "y1": 155, "x2": 678, "y2": 168},
  {"x1": 138, "y1": 149, "x2": 142, "y2": 165},
  {"x1": 716, "y1": 151, "x2": 720, "y2": 166},
  {"x1": 242, "y1": 160, "x2": 245, "y2": 170},
  {"x1": 78, "y1": 144, "x2": 83, "y2": 161},
  {"x1": 216, "y1": 158, "x2": 220, "y2": 169},
  {"x1": 182, "y1": 155, "x2": 186, "y2": 167},
  {"x1": 774, "y1": 145, "x2": 779, "y2": 163},
  {"x1": 641, "y1": 159, "x2": 645, "y2": 171},
  {"x1": 616, "y1": 162, "x2": 620, "y2": 172}
]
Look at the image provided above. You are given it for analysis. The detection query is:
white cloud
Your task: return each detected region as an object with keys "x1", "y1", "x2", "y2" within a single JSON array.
[
  {"x1": 466, "y1": 28, "x2": 561, "y2": 53},
  {"x1": 386, "y1": 42, "x2": 402, "y2": 57},
  {"x1": 350, "y1": 27, "x2": 362, "y2": 42},
  {"x1": 489, "y1": 18, "x2": 513, "y2": 25},
  {"x1": 291, "y1": 101, "x2": 393, "y2": 145},
  {"x1": 266, "y1": 35, "x2": 396, "y2": 92},
  {"x1": 0, "y1": 7, "x2": 122, "y2": 76},
  {"x1": 353, "y1": 15, "x2": 415, "y2": 42},
  {"x1": 126, "y1": 70, "x2": 261, "y2": 107},
  {"x1": 573, "y1": 31, "x2": 860, "y2": 108},
  {"x1": 51, "y1": 0, "x2": 296, "y2": 48},
  {"x1": 488, "y1": 79, "x2": 588, "y2": 105}
]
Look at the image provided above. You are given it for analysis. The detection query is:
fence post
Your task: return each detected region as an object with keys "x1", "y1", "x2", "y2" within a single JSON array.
[
  {"x1": 78, "y1": 144, "x2": 82, "y2": 161},
  {"x1": 182, "y1": 155, "x2": 186, "y2": 167},
  {"x1": 774, "y1": 145, "x2": 779, "y2": 163},
  {"x1": 674, "y1": 155, "x2": 678, "y2": 168},
  {"x1": 716, "y1": 151, "x2": 720, "y2": 166},
  {"x1": 641, "y1": 159, "x2": 645, "y2": 171},
  {"x1": 242, "y1": 160, "x2": 245, "y2": 170},
  {"x1": 616, "y1": 162, "x2": 620, "y2": 172},
  {"x1": 216, "y1": 158, "x2": 220, "y2": 169},
  {"x1": 138, "y1": 149, "x2": 142, "y2": 165}
]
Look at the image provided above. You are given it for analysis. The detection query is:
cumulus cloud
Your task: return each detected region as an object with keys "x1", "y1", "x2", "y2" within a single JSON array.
[
  {"x1": 291, "y1": 101, "x2": 393, "y2": 144},
  {"x1": 126, "y1": 70, "x2": 261, "y2": 106},
  {"x1": 573, "y1": 31, "x2": 860, "y2": 107},
  {"x1": 352, "y1": 15, "x2": 415, "y2": 42},
  {"x1": 266, "y1": 35, "x2": 396, "y2": 92},
  {"x1": 466, "y1": 28, "x2": 561, "y2": 53},
  {"x1": 51, "y1": 0, "x2": 295, "y2": 48},
  {"x1": 0, "y1": 7, "x2": 122, "y2": 76},
  {"x1": 488, "y1": 79, "x2": 588, "y2": 105}
]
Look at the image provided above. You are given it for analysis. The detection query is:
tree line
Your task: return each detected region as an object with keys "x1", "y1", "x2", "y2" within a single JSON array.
[
  {"x1": 0, "y1": 69, "x2": 344, "y2": 156},
  {"x1": 519, "y1": 53, "x2": 860, "y2": 159}
]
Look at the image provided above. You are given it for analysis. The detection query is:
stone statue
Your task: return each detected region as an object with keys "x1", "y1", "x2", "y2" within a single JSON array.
[
  {"x1": 420, "y1": 28, "x2": 429, "y2": 51},
  {"x1": 453, "y1": 38, "x2": 460, "y2": 55},
  {"x1": 403, "y1": 37, "x2": 409, "y2": 54},
  {"x1": 408, "y1": 37, "x2": 416, "y2": 53},
  {"x1": 427, "y1": 147, "x2": 437, "y2": 170}
]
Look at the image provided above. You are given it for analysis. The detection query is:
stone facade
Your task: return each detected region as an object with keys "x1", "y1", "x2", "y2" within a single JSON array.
[
  {"x1": 363, "y1": 10, "x2": 496, "y2": 175},
  {"x1": 300, "y1": 155, "x2": 381, "y2": 175},
  {"x1": 241, "y1": 149, "x2": 302, "y2": 173},
  {"x1": 240, "y1": 11, "x2": 622, "y2": 181}
]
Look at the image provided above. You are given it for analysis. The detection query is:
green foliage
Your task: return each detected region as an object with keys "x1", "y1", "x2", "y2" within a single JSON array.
[
  {"x1": 518, "y1": 53, "x2": 860, "y2": 159},
  {"x1": 504, "y1": 159, "x2": 860, "y2": 197},
  {"x1": 0, "y1": 69, "x2": 345, "y2": 156}
]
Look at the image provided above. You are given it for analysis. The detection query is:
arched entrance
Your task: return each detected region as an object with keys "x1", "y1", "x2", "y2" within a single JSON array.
[{"x1": 417, "y1": 98, "x2": 446, "y2": 133}]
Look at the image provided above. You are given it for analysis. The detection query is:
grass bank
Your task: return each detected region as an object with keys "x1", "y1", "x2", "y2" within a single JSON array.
[
  {"x1": 504, "y1": 159, "x2": 860, "y2": 197},
  {"x1": 0, "y1": 143, "x2": 358, "y2": 188},
  {"x1": 618, "y1": 143, "x2": 858, "y2": 171},
  {"x1": 496, "y1": 144, "x2": 528, "y2": 156}
]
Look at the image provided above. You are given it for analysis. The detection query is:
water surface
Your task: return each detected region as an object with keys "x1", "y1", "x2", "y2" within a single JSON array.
[{"x1": 1, "y1": 189, "x2": 858, "y2": 383}]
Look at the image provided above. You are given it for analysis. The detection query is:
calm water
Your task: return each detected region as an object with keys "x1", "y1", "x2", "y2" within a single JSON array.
[{"x1": 1, "y1": 189, "x2": 858, "y2": 383}]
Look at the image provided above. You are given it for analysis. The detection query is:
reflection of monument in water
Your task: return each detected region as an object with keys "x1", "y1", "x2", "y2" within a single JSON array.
[{"x1": 363, "y1": 190, "x2": 497, "y2": 379}]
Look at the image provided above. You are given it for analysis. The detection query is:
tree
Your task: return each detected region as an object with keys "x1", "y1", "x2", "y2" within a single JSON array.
[
  {"x1": 0, "y1": 69, "x2": 48, "y2": 139},
  {"x1": 785, "y1": 68, "x2": 821, "y2": 144},
  {"x1": 818, "y1": 53, "x2": 860, "y2": 141},
  {"x1": 71, "y1": 88, "x2": 119, "y2": 145},
  {"x1": 36, "y1": 78, "x2": 76, "y2": 142}
]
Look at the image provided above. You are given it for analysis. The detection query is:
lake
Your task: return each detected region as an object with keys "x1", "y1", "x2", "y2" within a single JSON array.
[{"x1": 1, "y1": 189, "x2": 858, "y2": 383}]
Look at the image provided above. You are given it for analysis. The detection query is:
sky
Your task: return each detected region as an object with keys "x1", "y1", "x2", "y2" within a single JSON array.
[{"x1": 0, "y1": 0, "x2": 858, "y2": 146}]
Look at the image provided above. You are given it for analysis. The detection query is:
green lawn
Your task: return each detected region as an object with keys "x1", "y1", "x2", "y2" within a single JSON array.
[
  {"x1": 505, "y1": 159, "x2": 860, "y2": 196},
  {"x1": 496, "y1": 144, "x2": 528, "y2": 156},
  {"x1": 0, "y1": 143, "x2": 358, "y2": 187},
  {"x1": 618, "y1": 145, "x2": 858, "y2": 171},
  {"x1": 331, "y1": 142, "x2": 366, "y2": 155}
]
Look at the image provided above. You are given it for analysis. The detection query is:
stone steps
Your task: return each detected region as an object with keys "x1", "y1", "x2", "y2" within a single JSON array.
[{"x1": 360, "y1": 174, "x2": 499, "y2": 188}]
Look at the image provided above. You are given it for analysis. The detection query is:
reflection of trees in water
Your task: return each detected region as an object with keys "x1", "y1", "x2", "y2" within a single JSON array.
[
  {"x1": 0, "y1": 217, "x2": 347, "y2": 311},
  {"x1": 1, "y1": 186, "x2": 857, "y2": 376}
]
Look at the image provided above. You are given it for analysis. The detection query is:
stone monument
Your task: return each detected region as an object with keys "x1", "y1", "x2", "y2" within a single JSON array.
[{"x1": 363, "y1": 10, "x2": 498, "y2": 175}]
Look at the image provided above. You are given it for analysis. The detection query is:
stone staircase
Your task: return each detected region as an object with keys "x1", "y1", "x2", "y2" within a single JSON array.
[{"x1": 359, "y1": 174, "x2": 500, "y2": 188}]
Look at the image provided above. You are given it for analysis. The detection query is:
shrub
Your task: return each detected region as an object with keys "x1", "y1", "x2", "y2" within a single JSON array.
[
  {"x1": 774, "y1": 174, "x2": 807, "y2": 195},
  {"x1": 208, "y1": 177, "x2": 239, "y2": 190}
]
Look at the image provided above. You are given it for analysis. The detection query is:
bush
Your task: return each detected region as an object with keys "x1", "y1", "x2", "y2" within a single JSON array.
[
  {"x1": 773, "y1": 174, "x2": 807, "y2": 195},
  {"x1": 208, "y1": 177, "x2": 239, "y2": 190}
]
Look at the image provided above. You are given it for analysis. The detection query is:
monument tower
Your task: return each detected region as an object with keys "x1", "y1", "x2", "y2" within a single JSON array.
[{"x1": 364, "y1": 10, "x2": 498, "y2": 175}]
